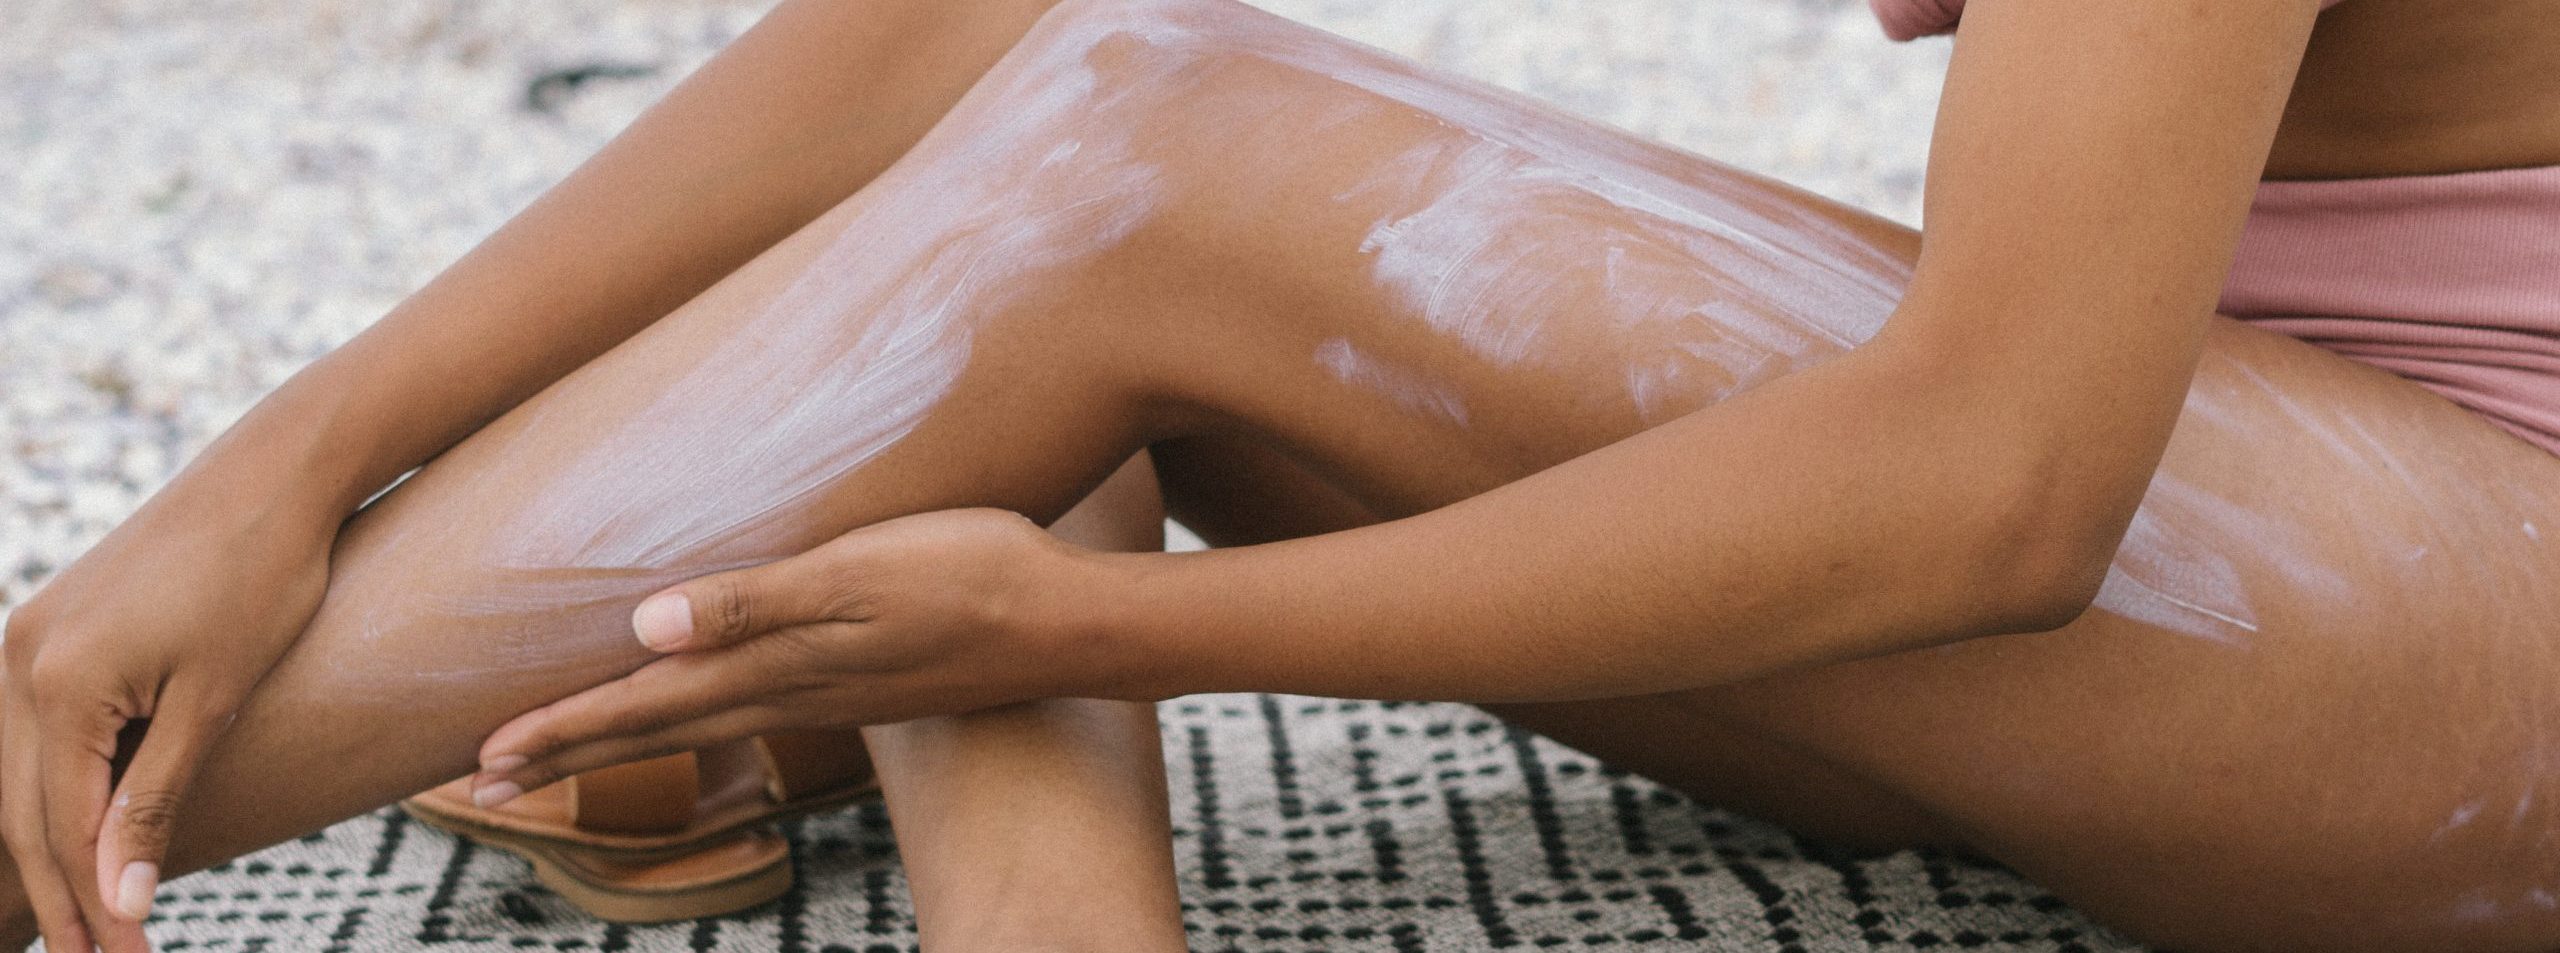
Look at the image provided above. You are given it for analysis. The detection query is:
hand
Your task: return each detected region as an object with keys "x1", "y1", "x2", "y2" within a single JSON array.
[
  {"x1": 3, "y1": 494, "x2": 335, "y2": 953},
  {"x1": 469, "y1": 508, "x2": 1105, "y2": 806}
]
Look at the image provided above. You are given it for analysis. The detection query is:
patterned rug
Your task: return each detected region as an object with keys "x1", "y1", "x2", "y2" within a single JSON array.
[
  {"x1": 12, "y1": 0, "x2": 2151, "y2": 949},
  {"x1": 150, "y1": 697, "x2": 2141, "y2": 952}
]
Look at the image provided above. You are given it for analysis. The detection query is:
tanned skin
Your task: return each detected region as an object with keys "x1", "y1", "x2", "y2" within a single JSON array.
[{"x1": 8, "y1": 1, "x2": 2559, "y2": 951}]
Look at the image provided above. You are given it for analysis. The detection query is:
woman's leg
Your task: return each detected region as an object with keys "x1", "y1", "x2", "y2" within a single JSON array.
[
  {"x1": 3, "y1": 2, "x2": 2554, "y2": 952},
  {"x1": 861, "y1": 454, "x2": 1185, "y2": 952}
]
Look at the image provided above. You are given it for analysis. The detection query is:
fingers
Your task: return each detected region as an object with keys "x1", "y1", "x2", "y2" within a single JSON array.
[
  {"x1": 95, "y1": 683, "x2": 232, "y2": 926},
  {"x1": 37, "y1": 687, "x2": 151, "y2": 953},
  {"x1": 472, "y1": 647, "x2": 788, "y2": 806},
  {"x1": 633, "y1": 545, "x2": 860, "y2": 653},
  {"x1": 482, "y1": 706, "x2": 777, "y2": 809},
  {"x1": 3, "y1": 693, "x2": 95, "y2": 953}
]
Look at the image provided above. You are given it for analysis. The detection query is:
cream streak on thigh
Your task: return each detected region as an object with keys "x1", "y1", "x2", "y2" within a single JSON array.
[
  {"x1": 1124, "y1": 0, "x2": 2372, "y2": 645},
  {"x1": 1313, "y1": 338, "x2": 1470, "y2": 426}
]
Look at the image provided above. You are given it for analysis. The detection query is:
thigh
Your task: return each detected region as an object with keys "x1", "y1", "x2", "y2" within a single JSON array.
[{"x1": 1712, "y1": 321, "x2": 2560, "y2": 953}]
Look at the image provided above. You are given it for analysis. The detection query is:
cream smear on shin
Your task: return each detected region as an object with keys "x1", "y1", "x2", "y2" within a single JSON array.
[
  {"x1": 490, "y1": 26, "x2": 1170, "y2": 573},
  {"x1": 360, "y1": 563, "x2": 756, "y2": 684},
  {"x1": 335, "y1": 15, "x2": 1177, "y2": 686},
  {"x1": 502, "y1": 168, "x2": 1158, "y2": 570}
]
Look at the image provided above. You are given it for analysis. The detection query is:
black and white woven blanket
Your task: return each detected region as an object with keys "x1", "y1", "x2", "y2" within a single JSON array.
[{"x1": 151, "y1": 696, "x2": 2142, "y2": 952}]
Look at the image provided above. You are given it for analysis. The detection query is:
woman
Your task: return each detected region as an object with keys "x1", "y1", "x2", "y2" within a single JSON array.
[{"x1": 5, "y1": 0, "x2": 2555, "y2": 950}]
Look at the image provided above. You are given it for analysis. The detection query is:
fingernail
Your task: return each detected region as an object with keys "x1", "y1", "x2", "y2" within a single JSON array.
[
  {"x1": 480, "y1": 753, "x2": 527, "y2": 775},
  {"x1": 633, "y1": 593, "x2": 692, "y2": 650},
  {"x1": 472, "y1": 780, "x2": 523, "y2": 810},
  {"x1": 114, "y1": 861, "x2": 157, "y2": 921}
]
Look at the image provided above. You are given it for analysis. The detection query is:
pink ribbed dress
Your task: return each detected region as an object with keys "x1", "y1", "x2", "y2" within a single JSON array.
[{"x1": 1871, "y1": 0, "x2": 2560, "y2": 455}]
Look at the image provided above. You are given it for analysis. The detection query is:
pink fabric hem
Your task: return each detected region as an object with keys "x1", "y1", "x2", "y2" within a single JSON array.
[
  {"x1": 1859, "y1": 0, "x2": 2560, "y2": 453},
  {"x1": 2219, "y1": 164, "x2": 2560, "y2": 456}
]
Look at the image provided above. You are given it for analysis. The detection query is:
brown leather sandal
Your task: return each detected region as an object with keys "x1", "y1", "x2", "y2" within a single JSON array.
[{"x1": 401, "y1": 728, "x2": 878, "y2": 923}]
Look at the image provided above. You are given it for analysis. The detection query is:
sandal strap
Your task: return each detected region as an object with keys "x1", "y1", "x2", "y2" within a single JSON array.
[
  {"x1": 557, "y1": 729, "x2": 870, "y2": 835},
  {"x1": 566, "y1": 752, "x2": 700, "y2": 835},
  {"x1": 752, "y1": 729, "x2": 874, "y2": 804}
]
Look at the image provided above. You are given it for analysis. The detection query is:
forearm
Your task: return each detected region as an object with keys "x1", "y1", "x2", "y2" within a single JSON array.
[
  {"x1": 171, "y1": 0, "x2": 1068, "y2": 524},
  {"x1": 1081, "y1": 335, "x2": 2133, "y2": 704}
]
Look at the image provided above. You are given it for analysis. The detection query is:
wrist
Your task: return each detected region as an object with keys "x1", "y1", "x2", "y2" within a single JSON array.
[
  {"x1": 119, "y1": 476, "x2": 341, "y2": 562},
  {"x1": 139, "y1": 452, "x2": 346, "y2": 544},
  {"x1": 167, "y1": 378, "x2": 409, "y2": 526},
  {"x1": 1030, "y1": 546, "x2": 1190, "y2": 704}
]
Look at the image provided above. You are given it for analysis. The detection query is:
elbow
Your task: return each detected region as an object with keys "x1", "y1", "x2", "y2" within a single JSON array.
[
  {"x1": 1955, "y1": 473, "x2": 2126, "y2": 636},
  {"x1": 1850, "y1": 327, "x2": 2155, "y2": 638},
  {"x1": 1982, "y1": 539, "x2": 2111, "y2": 634}
]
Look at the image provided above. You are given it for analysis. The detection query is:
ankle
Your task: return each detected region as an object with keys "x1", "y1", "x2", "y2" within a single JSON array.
[
  {"x1": 913, "y1": 874, "x2": 1186, "y2": 953},
  {"x1": 923, "y1": 923, "x2": 1187, "y2": 953}
]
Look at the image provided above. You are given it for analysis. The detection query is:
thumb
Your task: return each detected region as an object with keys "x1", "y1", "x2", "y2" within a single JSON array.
[
  {"x1": 95, "y1": 685, "x2": 231, "y2": 923},
  {"x1": 634, "y1": 549, "x2": 857, "y2": 653}
]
